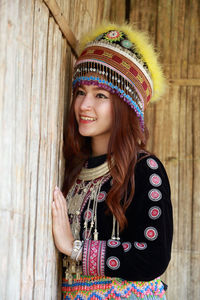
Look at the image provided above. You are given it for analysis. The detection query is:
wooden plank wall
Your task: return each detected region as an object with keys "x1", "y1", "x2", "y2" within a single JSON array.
[
  {"x1": 118, "y1": 1, "x2": 199, "y2": 299},
  {"x1": 0, "y1": 0, "x2": 111, "y2": 299},
  {"x1": 1, "y1": 0, "x2": 199, "y2": 299}
]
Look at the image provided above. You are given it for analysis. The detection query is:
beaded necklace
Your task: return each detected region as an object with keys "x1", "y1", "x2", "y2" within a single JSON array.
[
  {"x1": 63, "y1": 159, "x2": 116, "y2": 283},
  {"x1": 66, "y1": 160, "x2": 111, "y2": 240}
]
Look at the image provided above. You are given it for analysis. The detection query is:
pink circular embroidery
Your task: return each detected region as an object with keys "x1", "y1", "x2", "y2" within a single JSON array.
[
  {"x1": 107, "y1": 240, "x2": 121, "y2": 248},
  {"x1": 146, "y1": 158, "x2": 158, "y2": 170},
  {"x1": 144, "y1": 227, "x2": 158, "y2": 241},
  {"x1": 148, "y1": 206, "x2": 162, "y2": 219},
  {"x1": 134, "y1": 242, "x2": 147, "y2": 250},
  {"x1": 149, "y1": 174, "x2": 162, "y2": 187},
  {"x1": 122, "y1": 242, "x2": 132, "y2": 252},
  {"x1": 84, "y1": 209, "x2": 93, "y2": 221},
  {"x1": 106, "y1": 256, "x2": 120, "y2": 270},
  {"x1": 98, "y1": 191, "x2": 107, "y2": 202},
  {"x1": 148, "y1": 189, "x2": 162, "y2": 201}
]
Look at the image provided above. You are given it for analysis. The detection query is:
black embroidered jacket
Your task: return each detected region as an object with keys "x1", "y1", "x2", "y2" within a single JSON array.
[{"x1": 67, "y1": 153, "x2": 173, "y2": 282}]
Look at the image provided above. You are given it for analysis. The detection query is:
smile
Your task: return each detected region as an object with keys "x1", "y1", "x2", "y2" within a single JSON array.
[{"x1": 80, "y1": 116, "x2": 97, "y2": 121}]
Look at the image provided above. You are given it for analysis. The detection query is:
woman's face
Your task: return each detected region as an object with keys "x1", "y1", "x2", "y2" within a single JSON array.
[{"x1": 74, "y1": 84, "x2": 113, "y2": 143}]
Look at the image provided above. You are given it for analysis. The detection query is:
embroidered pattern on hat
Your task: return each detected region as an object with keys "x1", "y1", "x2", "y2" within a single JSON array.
[
  {"x1": 148, "y1": 189, "x2": 162, "y2": 201},
  {"x1": 148, "y1": 206, "x2": 162, "y2": 220},
  {"x1": 98, "y1": 191, "x2": 107, "y2": 202},
  {"x1": 149, "y1": 174, "x2": 162, "y2": 187},
  {"x1": 134, "y1": 242, "x2": 147, "y2": 250},
  {"x1": 105, "y1": 30, "x2": 123, "y2": 42},
  {"x1": 106, "y1": 256, "x2": 120, "y2": 270},
  {"x1": 122, "y1": 242, "x2": 132, "y2": 252},
  {"x1": 144, "y1": 227, "x2": 158, "y2": 241},
  {"x1": 74, "y1": 44, "x2": 153, "y2": 102},
  {"x1": 146, "y1": 158, "x2": 158, "y2": 170},
  {"x1": 107, "y1": 240, "x2": 121, "y2": 248},
  {"x1": 121, "y1": 39, "x2": 133, "y2": 49},
  {"x1": 95, "y1": 33, "x2": 104, "y2": 41}
]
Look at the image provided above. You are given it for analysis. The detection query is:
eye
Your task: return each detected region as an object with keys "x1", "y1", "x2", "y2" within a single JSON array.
[
  {"x1": 96, "y1": 93, "x2": 108, "y2": 99},
  {"x1": 76, "y1": 89, "x2": 85, "y2": 96}
]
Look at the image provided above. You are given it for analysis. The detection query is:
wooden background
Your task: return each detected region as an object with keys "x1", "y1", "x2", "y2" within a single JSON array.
[{"x1": 0, "y1": 0, "x2": 199, "y2": 299}]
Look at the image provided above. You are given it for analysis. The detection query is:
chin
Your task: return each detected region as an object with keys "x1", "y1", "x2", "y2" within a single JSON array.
[{"x1": 79, "y1": 129, "x2": 94, "y2": 137}]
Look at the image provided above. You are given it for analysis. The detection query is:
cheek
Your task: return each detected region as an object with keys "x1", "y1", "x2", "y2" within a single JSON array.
[
  {"x1": 74, "y1": 99, "x2": 79, "y2": 119},
  {"x1": 103, "y1": 103, "x2": 113, "y2": 123}
]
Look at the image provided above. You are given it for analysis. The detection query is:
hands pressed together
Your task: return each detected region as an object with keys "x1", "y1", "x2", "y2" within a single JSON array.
[{"x1": 51, "y1": 186, "x2": 74, "y2": 255}]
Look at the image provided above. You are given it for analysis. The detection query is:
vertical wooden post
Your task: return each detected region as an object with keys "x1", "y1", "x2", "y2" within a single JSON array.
[
  {"x1": 0, "y1": 0, "x2": 66, "y2": 298},
  {"x1": 0, "y1": 0, "x2": 112, "y2": 299}
]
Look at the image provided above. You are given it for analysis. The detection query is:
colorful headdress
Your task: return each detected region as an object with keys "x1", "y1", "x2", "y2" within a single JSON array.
[{"x1": 72, "y1": 23, "x2": 166, "y2": 130}]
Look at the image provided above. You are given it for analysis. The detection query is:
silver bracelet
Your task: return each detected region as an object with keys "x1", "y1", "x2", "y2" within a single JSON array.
[
  {"x1": 75, "y1": 246, "x2": 83, "y2": 262},
  {"x1": 70, "y1": 240, "x2": 83, "y2": 260}
]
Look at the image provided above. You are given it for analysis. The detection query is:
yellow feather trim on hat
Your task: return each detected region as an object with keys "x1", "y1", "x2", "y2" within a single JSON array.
[{"x1": 78, "y1": 23, "x2": 166, "y2": 103}]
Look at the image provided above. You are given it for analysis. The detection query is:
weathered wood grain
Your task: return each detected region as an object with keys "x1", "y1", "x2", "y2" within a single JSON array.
[
  {"x1": 128, "y1": 0, "x2": 200, "y2": 299},
  {"x1": 109, "y1": 0, "x2": 126, "y2": 23},
  {"x1": 0, "y1": 0, "x2": 35, "y2": 299},
  {"x1": 19, "y1": 1, "x2": 52, "y2": 299},
  {"x1": 1, "y1": 0, "x2": 199, "y2": 299},
  {"x1": 169, "y1": 79, "x2": 200, "y2": 86},
  {"x1": 0, "y1": 0, "x2": 111, "y2": 299},
  {"x1": 44, "y1": 0, "x2": 78, "y2": 56},
  {"x1": 190, "y1": 86, "x2": 200, "y2": 300}
]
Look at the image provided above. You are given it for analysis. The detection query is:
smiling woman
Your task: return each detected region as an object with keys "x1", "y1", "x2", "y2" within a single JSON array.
[
  {"x1": 51, "y1": 23, "x2": 173, "y2": 300},
  {"x1": 74, "y1": 85, "x2": 113, "y2": 156}
]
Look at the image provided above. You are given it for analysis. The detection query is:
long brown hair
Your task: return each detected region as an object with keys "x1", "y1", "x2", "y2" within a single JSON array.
[{"x1": 61, "y1": 92, "x2": 149, "y2": 231}]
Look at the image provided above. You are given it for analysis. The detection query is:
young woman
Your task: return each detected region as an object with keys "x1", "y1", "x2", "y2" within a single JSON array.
[{"x1": 52, "y1": 23, "x2": 173, "y2": 300}]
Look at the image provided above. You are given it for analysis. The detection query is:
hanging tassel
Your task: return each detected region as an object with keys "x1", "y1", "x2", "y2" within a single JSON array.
[
  {"x1": 111, "y1": 215, "x2": 116, "y2": 240},
  {"x1": 94, "y1": 229, "x2": 98, "y2": 241}
]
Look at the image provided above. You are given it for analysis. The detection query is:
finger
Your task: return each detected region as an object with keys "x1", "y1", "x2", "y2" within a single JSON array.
[
  {"x1": 51, "y1": 201, "x2": 58, "y2": 217},
  {"x1": 61, "y1": 194, "x2": 68, "y2": 215},
  {"x1": 56, "y1": 189, "x2": 66, "y2": 205},
  {"x1": 55, "y1": 191, "x2": 68, "y2": 220},
  {"x1": 53, "y1": 189, "x2": 59, "y2": 203},
  {"x1": 56, "y1": 190, "x2": 68, "y2": 216},
  {"x1": 54, "y1": 190, "x2": 63, "y2": 213},
  {"x1": 53, "y1": 188, "x2": 62, "y2": 200}
]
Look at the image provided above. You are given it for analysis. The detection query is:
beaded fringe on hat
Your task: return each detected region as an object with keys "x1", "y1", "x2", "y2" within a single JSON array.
[{"x1": 73, "y1": 61, "x2": 145, "y2": 130}]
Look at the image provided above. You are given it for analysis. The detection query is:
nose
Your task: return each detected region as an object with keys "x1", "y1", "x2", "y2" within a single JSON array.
[{"x1": 79, "y1": 93, "x2": 93, "y2": 111}]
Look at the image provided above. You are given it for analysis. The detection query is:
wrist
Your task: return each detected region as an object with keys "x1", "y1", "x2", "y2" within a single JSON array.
[{"x1": 60, "y1": 239, "x2": 74, "y2": 256}]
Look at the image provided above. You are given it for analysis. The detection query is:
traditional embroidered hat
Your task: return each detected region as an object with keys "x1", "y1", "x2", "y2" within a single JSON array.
[{"x1": 72, "y1": 23, "x2": 166, "y2": 130}]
